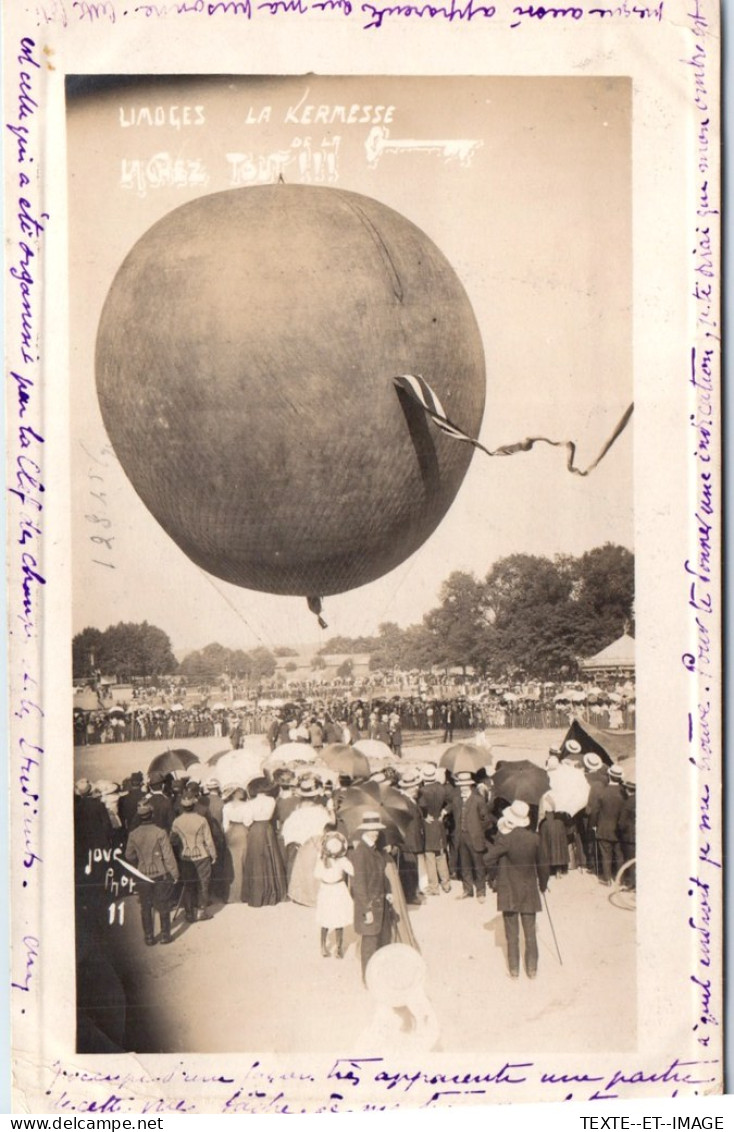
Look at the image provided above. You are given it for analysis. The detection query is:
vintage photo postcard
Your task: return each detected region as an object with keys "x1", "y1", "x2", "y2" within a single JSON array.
[{"x1": 4, "y1": 0, "x2": 722, "y2": 1115}]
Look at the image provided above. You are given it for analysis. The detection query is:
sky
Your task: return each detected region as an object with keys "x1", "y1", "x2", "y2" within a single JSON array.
[{"x1": 67, "y1": 74, "x2": 633, "y2": 657}]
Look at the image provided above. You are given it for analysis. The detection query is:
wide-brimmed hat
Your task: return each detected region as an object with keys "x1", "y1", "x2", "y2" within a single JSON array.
[
  {"x1": 322, "y1": 831, "x2": 348, "y2": 858},
  {"x1": 179, "y1": 795, "x2": 197, "y2": 809},
  {"x1": 130, "y1": 771, "x2": 144, "y2": 785},
  {"x1": 357, "y1": 810, "x2": 386, "y2": 832},
  {"x1": 565, "y1": 740, "x2": 582, "y2": 756},
  {"x1": 75, "y1": 778, "x2": 92, "y2": 796},
  {"x1": 221, "y1": 782, "x2": 245, "y2": 800},
  {"x1": 205, "y1": 778, "x2": 221, "y2": 791},
  {"x1": 298, "y1": 776, "x2": 322, "y2": 797},
  {"x1": 136, "y1": 800, "x2": 153, "y2": 818},
  {"x1": 608, "y1": 764, "x2": 624, "y2": 781},
  {"x1": 148, "y1": 770, "x2": 166, "y2": 787},
  {"x1": 95, "y1": 780, "x2": 120, "y2": 797},
  {"x1": 583, "y1": 753, "x2": 603, "y2": 772},
  {"x1": 502, "y1": 800, "x2": 530, "y2": 828}
]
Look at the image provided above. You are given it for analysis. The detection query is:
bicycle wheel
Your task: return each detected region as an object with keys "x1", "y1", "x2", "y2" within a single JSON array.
[{"x1": 609, "y1": 858, "x2": 636, "y2": 910}]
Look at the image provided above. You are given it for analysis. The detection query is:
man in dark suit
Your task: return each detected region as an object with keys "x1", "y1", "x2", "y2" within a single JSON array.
[
  {"x1": 451, "y1": 771, "x2": 491, "y2": 902},
  {"x1": 582, "y1": 752, "x2": 607, "y2": 875},
  {"x1": 486, "y1": 801, "x2": 550, "y2": 979},
  {"x1": 349, "y1": 812, "x2": 391, "y2": 981},
  {"x1": 589, "y1": 764, "x2": 625, "y2": 885},
  {"x1": 130, "y1": 770, "x2": 174, "y2": 833},
  {"x1": 397, "y1": 768, "x2": 426, "y2": 905},
  {"x1": 118, "y1": 771, "x2": 146, "y2": 833},
  {"x1": 418, "y1": 764, "x2": 451, "y2": 894}
]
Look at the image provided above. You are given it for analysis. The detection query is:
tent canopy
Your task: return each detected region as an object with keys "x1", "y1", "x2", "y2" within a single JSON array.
[{"x1": 581, "y1": 633, "x2": 635, "y2": 672}]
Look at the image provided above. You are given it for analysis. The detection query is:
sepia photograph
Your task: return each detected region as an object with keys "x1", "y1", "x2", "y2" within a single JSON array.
[{"x1": 67, "y1": 73, "x2": 638, "y2": 1058}]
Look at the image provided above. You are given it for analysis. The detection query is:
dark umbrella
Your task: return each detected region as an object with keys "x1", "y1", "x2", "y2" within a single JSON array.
[
  {"x1": 147, "y1": 749, "x2": 200, "y2": 777},
  {"x1": 440, "y1": 742, "x2": 489, "y2": 775},
  {"x1": 492, "y1": 760, "x2": 550, "y2": 805},
  {"x1": 321, "y1": 744, "x2": 370, "y2": 779},
  {"x1": 337, "y1": 782, "x2": 412, "y2": 841}
]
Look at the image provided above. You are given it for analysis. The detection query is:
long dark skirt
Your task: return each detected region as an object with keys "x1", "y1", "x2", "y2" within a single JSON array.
[
  {"x1": 242, "y1": 820, "x2": 287, "y2": 907},
  {"x1": 540, "y1": 815, "x2": 569, "y2": 872}
]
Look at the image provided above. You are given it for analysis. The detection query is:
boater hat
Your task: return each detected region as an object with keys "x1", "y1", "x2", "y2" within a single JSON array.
[
  {"x1": 502, "y1": 800, "x2": 530, "y2": 828},
  {"x1": 357, "y1": 810, "x2": 386, "y2": 832},
  {"x1": 608, "y1": 764, "x2": 624, "y2": 781},
  {"x1": 298, "y1": 776, "x2": 322, "y2": 798},
  {"x1": 420, "y1": 764, "x2": 437, "y2": 782},
  {"x1": 399, "y1": 769, "x2": 421, "y2": 789},
  {"x1": 455, "y1": 771, "x2": 474, "y2": 786},
  {"x1": 583, "y1": 753, "x2": 603, "y2": 772},
  {"x1": 565, "y1": 740, "x2": 583, "y2": 756}
]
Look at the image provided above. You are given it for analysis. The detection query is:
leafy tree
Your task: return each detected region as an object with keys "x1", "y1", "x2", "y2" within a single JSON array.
[
  {"x1": 248, "y1": 646, "x2": 277, "y2": 681},
  {"x1": 421, "y1": 571, "x2": 489, "y2": 672},
  {"x1": 179, "y1": 643, "x2": 276, "y2": 684},
  {"x1": 572, "y1": 544, "x2": 635, "y2": 648},
  {"x1": 72, "y1": 626, "x2": 105, "y2": 681},
  {"x1": 73, "y1": 621, "x2": 178, "y2": 682}
]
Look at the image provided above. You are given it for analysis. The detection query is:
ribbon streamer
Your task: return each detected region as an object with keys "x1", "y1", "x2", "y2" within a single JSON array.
[{"x1": 394, "y1": 373, "x2": 633, "y2": 477}]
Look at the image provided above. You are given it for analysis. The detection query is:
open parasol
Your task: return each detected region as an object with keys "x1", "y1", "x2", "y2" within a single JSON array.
[
  {"x1": 210, "y1": 749, "x2": 266, "y2": 790},
  {"x1": 321, "y1": 743, "x2": 370, "y2": 780},
  {"x1": 263, "y1": 742, "x2": 318, "y2": 769},
  {"x1": 440, "y1": 742, "x2": 489, "y2": 775},
  {"x1": 492, "y1": 760, "x2": 550, "y2": 805},
  {"x1": 547, "y1": 763, "x2": 589, "y2": 815},
  {"x1": 353, "y1": 738, "x2": 393, "y2": 762},
  {"x1": 147, "y1": 749, "x2": 200, "y2": 778},
  {"x1": 337, "y1": 782, "x2": 413, "y2": 841}
]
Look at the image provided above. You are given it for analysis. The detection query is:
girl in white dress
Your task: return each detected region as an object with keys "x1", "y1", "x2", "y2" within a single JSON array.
[{"x1": 314, "y1": 831, "x2": 354, "y2": 959}]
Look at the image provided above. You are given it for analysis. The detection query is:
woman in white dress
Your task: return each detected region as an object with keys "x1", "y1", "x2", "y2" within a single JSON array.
[{"x1": 314, "y1": 831, "x2": 354, "y2": 958}]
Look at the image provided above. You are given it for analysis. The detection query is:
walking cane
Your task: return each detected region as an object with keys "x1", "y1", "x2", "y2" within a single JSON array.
[{"x1": 543, "y1": 891, "x2": 563, "y2": 966}]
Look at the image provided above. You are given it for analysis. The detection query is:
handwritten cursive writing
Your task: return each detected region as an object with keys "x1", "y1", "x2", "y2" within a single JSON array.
[{"x1": 11, "y1": 935, "x2": 39, "y2": 993}]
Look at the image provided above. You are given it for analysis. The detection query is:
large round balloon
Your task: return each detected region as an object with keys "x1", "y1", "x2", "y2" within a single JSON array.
[{"x1": 96, "y1": 185, "x2": 485, "y2": 597}]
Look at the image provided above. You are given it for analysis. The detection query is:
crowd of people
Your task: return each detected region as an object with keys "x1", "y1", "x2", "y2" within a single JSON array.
[
  {"x1": 74, "y1": 736, "x2": 636, "y2": 985},
  {"x1": 73, "y1": 681, "x2": 636, "y2": 748}
]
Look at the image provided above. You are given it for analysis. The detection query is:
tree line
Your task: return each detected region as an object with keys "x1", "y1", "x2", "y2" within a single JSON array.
[{"x1": 73, "y1": 544, "x2": 633, "y2": 685}]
